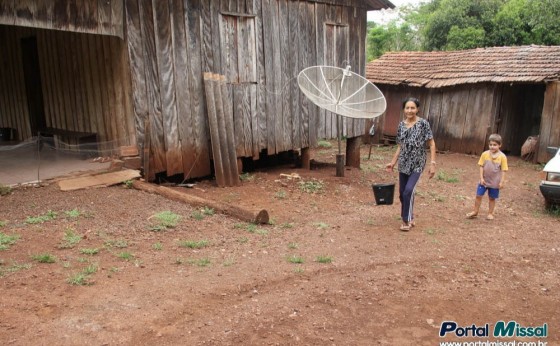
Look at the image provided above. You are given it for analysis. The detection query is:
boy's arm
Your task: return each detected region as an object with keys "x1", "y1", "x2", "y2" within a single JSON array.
[{"x1": 479, "y1": 166, "x2": 485, "y2": 186}]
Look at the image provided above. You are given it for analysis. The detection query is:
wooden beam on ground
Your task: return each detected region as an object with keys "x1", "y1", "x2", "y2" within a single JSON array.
[
  {"x1": 132, "y1": 180, "x2": 269, "y2": 224},
  {"x1": 58, "y1": 169, "x2": 141, "y2": 191}
]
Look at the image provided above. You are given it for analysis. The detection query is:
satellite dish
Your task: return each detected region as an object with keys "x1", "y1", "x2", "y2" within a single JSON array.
[
  {"x1": 297, "y1": 65, "x2": 387, "y2": 176},
  {"x1": 297, "y1": 65, "x2": 386, "y2": 119}
]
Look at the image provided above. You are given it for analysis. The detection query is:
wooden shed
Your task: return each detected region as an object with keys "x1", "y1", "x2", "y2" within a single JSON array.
[
  {"x1": 366, "y1": 46, "x2": 560, "y2": 163},
  {"x1": 0, "y1": 0, "x2": 394, "y2": 183}
]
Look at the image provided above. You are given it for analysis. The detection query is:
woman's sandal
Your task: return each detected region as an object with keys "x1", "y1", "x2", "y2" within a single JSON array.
[
  {"x1": 466, "y1": 212, "x2": 478, "y2": 219},
  {"x1": 400, "y1": 223, "x2": 411, "y2": 232}
]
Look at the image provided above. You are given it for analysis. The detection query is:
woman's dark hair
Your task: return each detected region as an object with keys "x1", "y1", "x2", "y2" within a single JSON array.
[{"x1": 402, "y1": 97, "x2": 420, "y2": 109}]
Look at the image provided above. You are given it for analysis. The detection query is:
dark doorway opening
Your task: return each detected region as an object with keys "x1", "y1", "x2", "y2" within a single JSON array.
[{"x1": 21, "y1": 36, "x2": 46, "y2": 137}]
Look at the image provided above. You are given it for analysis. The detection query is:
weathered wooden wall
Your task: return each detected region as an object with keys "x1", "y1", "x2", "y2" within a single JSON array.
[
  {"x1": 538, "y1": 81, "x2": 560, "y2": 162},
  {"x1": 125, "y1": 0, "x2": 369, "y2": 179},
  {"x1": 0, "y1": 25, "x2": 134, "y2": 150},
  {"x1": 377, "y1": 83, "x2": 546, "y2": 156},
  {"x1": 0, "y1": 0, "x2": 123, "y2": 38}
]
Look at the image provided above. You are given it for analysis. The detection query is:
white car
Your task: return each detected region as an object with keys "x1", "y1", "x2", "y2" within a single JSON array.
[{"x1": 540, "y1": 146, "x2": 560, "y2": 208}]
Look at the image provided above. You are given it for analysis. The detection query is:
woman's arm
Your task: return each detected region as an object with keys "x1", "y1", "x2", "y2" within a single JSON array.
[
  {"x1": 386, "y1": 144, "x2": 401, "y2": 172},
  {"x1": 427, "y1": 138, "x2": 436, "y2": 178}
]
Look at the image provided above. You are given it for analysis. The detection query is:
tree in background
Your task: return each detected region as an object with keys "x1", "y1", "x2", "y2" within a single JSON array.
[{"x1": 366, "y1": 0, "x2": 560, "y2": 59}]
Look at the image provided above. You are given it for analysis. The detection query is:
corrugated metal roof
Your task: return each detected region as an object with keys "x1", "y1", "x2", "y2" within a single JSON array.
[{"x1": 366, "y1": 45, "x2": 560, "y2": 88}]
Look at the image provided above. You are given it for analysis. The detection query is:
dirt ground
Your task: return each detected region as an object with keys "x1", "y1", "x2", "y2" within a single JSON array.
[{"x1": 1, "y1": 142, "x2": 558, "y2": 345}]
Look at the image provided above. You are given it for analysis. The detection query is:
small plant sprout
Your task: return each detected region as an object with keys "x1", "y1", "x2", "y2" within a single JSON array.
[
  {"x1": 298, "y1": 179, "x2": 325, "y2": 194},
  {"x1": 80, "y1": 248, "x2": 100, "y2": 255},
  {"x1": 201, "y1": 206, "x2": 214, "y2": 216},
  {"x1": 275, "y1": 190, "x2": 287, "y2": 199},
  {"x1": 124, "y1": 180, "x2": 134, "y2": 188},
  {"x1": 313, "y1": 222, "x2": 329, "y2": 230},
  {"x1": 287, "y1": 242, "x2": 298, "y2": 249},
  {"x1": 58, "y1": 229, "x2": 82, "y2": 249},
  {"x1": 117, "y1": 252, "x2": 134, "y2": 261},
  {"x1": 281, "y1": 222, "x2": 294, "y2": 229},
  {"x1": 0, "y1": 232, "x2": 20, "y2": 251},
  {"x1": 25, "y1": 210, "x2": 58, "y2": 224},
  {"x1": 237, "y1": 236, "x2": 249, "y2": 244},
  {"x1": 152, "y1": 242, "x2": 163, "y2": 250},
  {"x1": 315, "y1": 255, "x2": 332, "y2": 264},
  {"x1": 294, "y1": 266, "x2": 304, "y2": 274},
  {"x1": 317, "y1": 140, "x2": 332, "y2": 148},
  {"x1": 64, "y1": 208, "x2": 81, "y2": 218},
  {"x1": 255, "y1": 228, "x2": 269, "y2": 236},
  {"x1": 31, "y1": 253, "x2": 57, "y2": 263},
  {"x1": 0, "y1": 184, "x2": 12, "y2": 196},
  {"x1": 178, "y1": 240, "x2": 209, "y2": 249},
  {"x1": 67, "y1": 264, "x2": 98, "y2": 285},
  {"x1": 239, "y1": 172, "x2": 254, "y2": 182},
  {"x1": 105, "y1": 239, "x2": 129, "y2": 248},
  {"x1": 151, "y1": 211, "x2": 181, "y2": 230},
  {"x1": 0, "y1": 262, "x2": 32, "y2": 277},
  {"x1": 190, "y1": 211, "x2": 204, "y2": 221},
  {"x1": 287, "y1": 255, "x2": 304, "y2": 264}
]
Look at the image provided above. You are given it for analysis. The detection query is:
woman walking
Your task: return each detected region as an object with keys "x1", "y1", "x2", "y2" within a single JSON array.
[{"x1": 386, "y1": 97, "x2": 437, "y2": 231}]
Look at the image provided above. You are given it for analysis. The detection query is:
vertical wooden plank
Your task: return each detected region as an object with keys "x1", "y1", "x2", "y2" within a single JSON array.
[
  {"x1": 219, "y1": 15, "x2": 237, "y2": 83},
  {"x1": 111, "y1": 0, "x2": 124, "y2": 38},
  {"x1": 316, "y1": 3, "x2": 326, "y2": 141},
  {"x1": 141, "y1": 0, "x2": 165, "y2": 174},
  {"x1": 98, "y1": 0, "x2": 112, "y2": 35},
  {"x1": 45, "y1": 29, "x2": 62, "y2": 131},
  {"x1": 79, "y1": 31, "x2": 96, "y2": 135},
  {"x1": 298, "y1": 1, "x2": 309, "y2": 148},
  {"x1": 242, "y1": 84, "x2": 253, "y2": 156},
  {"x1": 86, "y1": 33, "x2": 107, "y2": 147},
  {"x1": 210, "y1": 0, "x2": 222, "y2": 73},
  {"x1": 124, "y1": 0, "x2": 146, "y2": 147},
  {"x1": 243, "y1": 17, "x2": 259, "y2": 158},
  {"x1": 154, "y1": 0, "x2": 182, "y2": 175},
  {"x1": 252, "y1": 0, "x2": 266, "y2": 157},
  {"x1": 261, "y1": 0, "x2": 276, "y2": 154},
  {"x1": 233, "y1": 85, "x2": 244, "y2": 156},
  {"x1": 70, "y1": 33, "x2": 86, "y2": 133},
  {"x1": 219, "y1": 75, "x2": 240, "y2": 185},
  {"x1": 96, "y1": 35, "x2": 113, "y2": 144},
  {"x1": 538, "y1": 82, "x2": 558, "y2": 162},
  {"x1": 288, "y1": 0, "x2": 300, "y2": 150},
  {"x1": 169, "y1": 0, "x2": 195, "y2": 177},
  {"x1": 186, "y1": 0, "x2": 211, "y2": 177},
  {"x1": 0, "y1": 0, "x2": 16, "y2": 25},
  {"x1": 111, "y1": 37, "x2": 129, "y2": 143},
  {"x1": 102, "y1": 36, "x2": 120, "y2": 147},
  {"x1": 58, "y1": 32, "x2": 73, "y2": 131},
  {"x1": 200, "y1": 0, "x2": 213, "y2": 73},
  {"x1": 213, "y1": 74, "x2": 233, "y2": 185},
  {"x1": 278, "y1": 0, "x2": 290, "y2": 153},
  {"x1": 203, "y1": 74, "x2": 226, "y2": 187},
  {"x1": 307, "y1": 1, "x2": 318, "y2": 147},
  {"x1": 36, "y1": 30, "x2": 52, "y2": 132}
]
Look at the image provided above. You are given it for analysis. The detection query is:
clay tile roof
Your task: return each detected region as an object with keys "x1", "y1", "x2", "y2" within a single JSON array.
[{"x1": 366, "y1": 45, "x2": 560, "y2": 88}]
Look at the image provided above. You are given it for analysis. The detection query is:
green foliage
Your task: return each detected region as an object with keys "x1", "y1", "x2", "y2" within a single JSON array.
[
  {"x1": 0, "y1": 232, "x2": 19, "y2": 251},
  {"x1": 152, "y1": 242, "x2": 163, "y2": 250},
  {"x1": 151, "y1": 211, "x2": 181, "y2": 229},
  {"x1": 239, "y1": 172, "x2": 255, "y2": 182},
  {"x1": 0, "y1": 184, "x2": 12, "y2": 196},
  {"x1": 64, "y1": 208, "x2": 81, "y2": 218},
  {"x1": 26, "y1": 210, "x2": 57, "y2": 224},
  {"x1": 80, "y1": 248, "x2": 100, "y2": 255},
  {"x1": 178, "y1": 240, "x2": 209, "y2": 249},
  {"x1": 316, "y1": 255, "x2": 333, "y2": 264},
  {"x1": 0, "y1": 262, "x2": 32, "y2": 277},
  {"x1": 58, "y1": 229, "x2": 82, "y2": 249},
  {"x1": 298, "y1": 179, "x2": 325, "y2": 194},
  {"x1": 317, "y1": 140, "x2": 332, "y2": 149},
  {"x1": 287, "y1": 255, "x2": 304, "y2": 264},
  {"x1": 31, "y1": 253, "x2": 57, "y2": 263}
]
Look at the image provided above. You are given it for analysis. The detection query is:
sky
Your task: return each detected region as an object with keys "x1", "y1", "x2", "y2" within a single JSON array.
[{"x1": 367, "y1": 0, "x2": 426, "y2": 24}]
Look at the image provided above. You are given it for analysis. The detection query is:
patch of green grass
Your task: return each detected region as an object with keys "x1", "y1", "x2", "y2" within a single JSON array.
[
  {"x1": 223, "y1": 257, "x2": 235, "y2": 267},
  {"x1": 313, "y1": 222, "x2": 329, "y2": 230},
  {"x1": 255, "y1": 228, "x2": 268, "y2": 236},
  {"x1": 0, "y1": 232, "x2": 19, "y2": 251},
  {"x1": 124, "y1": 180, "x2": 134, "y2": 188},
  {"x1": 31, "y1": 253, "x2": 57, "y2": 263},
  {"x1": 237, "y1": 236, "x2": 249, "y2": 244},
  {"x1": 298, "y1": 179, "x2": 325, "y2": 194},
  {"x1": 546, "y1": 205, "x2": 560, "y2": 217},
  {"x1": 117, "y1": 252, "x2": 134, "y2": 261},
  {"x1": 0, "y1": 262, "x2": 32, "y2": 277},
  {"x1": 315, "y1": 255, "x2": 332, "y2": 264},
  {"x1": 317, "y1": 140, "x2": 332, "y2": 149},
  {"x1": 234, "y1": 223, "x2": 257, "y2": 233},
  {"x1": 287, "y1": 242, "x2": 298, "y2": 249},
  {"x1": 82, "y1": 263, "x2": 98, "y2": 275},
  {"x1": 67, "y1": 272, "x2": 89, "y2": 285},
  {"x1": 274, "y1": 190, "x2": 287, "y2": 199},
  {"x1": 201, "y1": 206, "x2": 214, "y2": 216},
  {"x1": 80, "y1": 248, "x2": 99, "y2": 255},
  {"x1": 58, "y1": 229, "x2": 82, "y2": 249},
  {"x1": 64, "y1": 208, "x2": 81, "y2": 218},
  {"x1": 190, "y1": 211, "x2": 204, "y2": 221},
  {"x1": 150, "y1": 211, "x2": 181, "y2": 230},
  {"x1": 436, "y1": 170, "x2": 460, "y2": 183},
  {"x1": 0, "y1": 220, "x2": 7, "y2": 227},
  {"x1": 190, "y1": 257, "x2": 211, "y2": 267},
  {"x1": 178, "y1": 240, "x2": 209, "y2": 249},
  {"x1": 105, "y1": 239, "x2": 128, "y2": 248},
  {"x1": 0, "y1": 184, "x2": 12, "y2": 196},
  {"x1": 152, "y1": 242, "x2": 163, "y2": 250},
  {"x1": 281, "y1": 222, "x2": 294, "y2": 229},
  {"x1": 287, "y1": 255, "x2": 304, "y2": 264},
  {"x1": 239, "y1": 172, "x2": 255, "y2": 182},
  {"x1": 25, "y1": 210, "x2": 57, "y2": 224}
]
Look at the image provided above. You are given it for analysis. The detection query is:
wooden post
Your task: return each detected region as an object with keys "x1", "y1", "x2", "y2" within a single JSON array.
[
  {"x1": 212, "y1": 73, "x2": 233, "y2": 186},
  {"x1": 203, "y1": 73, "x2": 226, "y2": 187},
  {"x1": 218, "y1": 75, "x2": 240, "y2": 186},
  {"x1": 336, "y1": 154, "x2": 344, "y2": 177},
  {"x1": 346, "y1": 136, "x2": 361, "y2": 168},
  {"x1": 301, "y1": 147, "x2": 311, "y2": 169}
]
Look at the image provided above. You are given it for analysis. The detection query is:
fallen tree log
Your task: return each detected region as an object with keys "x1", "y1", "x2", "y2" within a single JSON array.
[{"x1": 132, "y1": 180, "x2": 269, "y2": 224}]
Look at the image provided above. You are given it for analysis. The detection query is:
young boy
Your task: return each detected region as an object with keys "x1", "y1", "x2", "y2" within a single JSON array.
[{"x1": 466, "y1": 134, "x2": 508, "y2": 220}]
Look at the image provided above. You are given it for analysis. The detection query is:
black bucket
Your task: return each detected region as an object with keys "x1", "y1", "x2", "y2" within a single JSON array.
[
  {"x1": 372, "y1": 183, "x2": 395, "y2": 205},
  {"x1": 0, "y1": 127, "x2": 13, "y2": 142}
]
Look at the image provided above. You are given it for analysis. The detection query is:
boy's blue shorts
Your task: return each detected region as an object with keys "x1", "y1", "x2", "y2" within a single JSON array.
[{"x1": 476, "y1": 183, "x2": 499, "y2": 199}]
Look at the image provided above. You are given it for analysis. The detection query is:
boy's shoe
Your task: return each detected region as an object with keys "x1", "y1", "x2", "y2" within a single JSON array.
[
  {"x1": 486, "y1": 214, "x2": 494, "y2": 220},
  {"x1": 466, "y1": 212, "x2": 478, "y2": 219}
]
